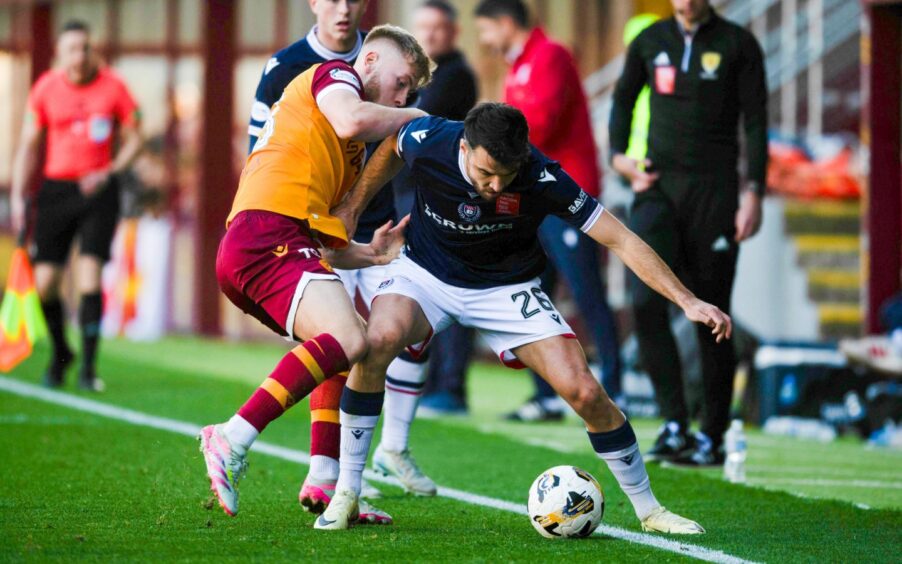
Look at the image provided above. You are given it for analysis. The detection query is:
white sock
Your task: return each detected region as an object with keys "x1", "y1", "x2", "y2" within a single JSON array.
[
  {"x1": 223, "y1": 414, "x2": 258, "y2": 453},
  {"x1": 588, "y1": 421, "x2": 661, "y2": 520},
  {"x1": 381, "y1": 357, "x2": 428, "y2": 452},
  {"x1": 597, "y1": 442, "x2": 660, "y2": 520},
  {"x1": 336, "y1": 411, "x2": 379, "y2": 495},
  {"x1": 308, "y1": 455, "x2": 339, "y2": 483}
]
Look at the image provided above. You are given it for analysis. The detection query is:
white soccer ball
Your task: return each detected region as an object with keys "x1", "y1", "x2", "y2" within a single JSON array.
[{"x1": 527, "y1": 465, "x2": 604, "y2": 539}]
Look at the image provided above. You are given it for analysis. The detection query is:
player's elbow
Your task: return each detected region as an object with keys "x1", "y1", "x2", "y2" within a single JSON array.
[{"x1": 331, "y1": 117, "x2": 363, "y2": 140}]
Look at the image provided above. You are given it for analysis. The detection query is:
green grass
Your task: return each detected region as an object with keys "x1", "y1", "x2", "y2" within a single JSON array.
[{"x1": 2, "y1": 337, "x2": 901, "y2": 562}]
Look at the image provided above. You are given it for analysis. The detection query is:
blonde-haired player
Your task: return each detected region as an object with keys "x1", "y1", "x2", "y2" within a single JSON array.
[{"x1": 199, "y1": 25, "x2": 432, "y2": 526}]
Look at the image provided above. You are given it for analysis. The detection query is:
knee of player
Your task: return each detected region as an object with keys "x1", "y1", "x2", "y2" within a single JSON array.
[
  {"x1": 366, "y1": 322, "x2": 406, "y2": 358},
  {"x1": 335, "y1": 328, "x2": 368, "y2": 365}
]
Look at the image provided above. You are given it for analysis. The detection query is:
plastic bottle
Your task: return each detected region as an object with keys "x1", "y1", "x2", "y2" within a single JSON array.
[{"x1": 724, "y1": 419, "x2": 747, "y2": 484}]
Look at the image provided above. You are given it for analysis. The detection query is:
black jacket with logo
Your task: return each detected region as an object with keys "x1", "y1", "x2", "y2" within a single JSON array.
[{"x1": 609, "y1": 12, "x2": 768, "y2": 190}]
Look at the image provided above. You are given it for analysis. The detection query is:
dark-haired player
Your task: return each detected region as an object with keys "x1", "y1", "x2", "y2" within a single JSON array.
[{"x1": 316, "y1": 103, "x2": 730, "y2": 532}]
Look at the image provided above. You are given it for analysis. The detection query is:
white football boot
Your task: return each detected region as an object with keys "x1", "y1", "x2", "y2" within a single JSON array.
[
  {"x1": 198, "y1": 424, "x2": 248, "y2": 517},
  {"x1": 641, "y1": 506, "x2": 706, "y2": 534},
  {"x1": 372, "y1": 444, "x2": 437, "y2": 496},
  {"x1": 314, "y1": 488, "x2": 359, "y2": 530}
]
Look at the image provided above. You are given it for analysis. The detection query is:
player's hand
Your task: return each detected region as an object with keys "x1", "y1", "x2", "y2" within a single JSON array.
[
  {"x1": 10, "y1": 194, "x2": 25, "y2": 236},
  {"x1": 79, "y1": 169, "x2": 111, "y2": 197},
  {"x1": 612, "y1": 154, "x2": 659, "y2": 193},
  {"x1": 734, "y1": 190, "x2": 763, "y2": 242},
  {"x1": 369, "y1": 214, "x2": 410, "y2": 265},
  {"x1": 681, "y1": 297, "x2": 732, "y2": 343}
]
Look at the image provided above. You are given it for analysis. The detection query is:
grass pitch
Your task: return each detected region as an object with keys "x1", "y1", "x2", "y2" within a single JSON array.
[{"x1": 2, "y1": 337, "x2": 900, "y2": 562}]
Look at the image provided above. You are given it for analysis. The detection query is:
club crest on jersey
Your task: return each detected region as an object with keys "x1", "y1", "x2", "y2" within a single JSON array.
[
  {"x1": 329, "y1": 68, "x2": 361, "y2": 89},
  {"x1": 424, "y1": 204, "x2": 512, "y2": 233},
  {"x1": 701, "y1": 52, "x2": 721, "y2": 79},
  {"x1": 457, "y1": 202, "x2": 482, "y2": 223}
]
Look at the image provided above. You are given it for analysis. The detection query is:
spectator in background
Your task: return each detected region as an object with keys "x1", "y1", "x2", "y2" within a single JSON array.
[
  {"x1": 403, "y1": 0, "x2": 480, "y2": 416},
  {"x1": 609, "y1": 0, "x2": 767, "y2": 466},
  {"x1": 10, "y1": 20, "x2": 143, "y2": 392},
  {"x1": 474, "y1": 0, "x2": 624, "y2": 422}
]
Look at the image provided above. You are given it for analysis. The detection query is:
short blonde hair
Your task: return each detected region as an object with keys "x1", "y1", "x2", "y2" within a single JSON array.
[{"x1": 363, "y1": 24, "x2": 434, "y2": 89}]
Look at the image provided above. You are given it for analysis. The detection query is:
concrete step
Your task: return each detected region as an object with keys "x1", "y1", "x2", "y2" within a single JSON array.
[
  {"x1": 784, "y1": 200, "x2": 861, "y2": 236},
  {"x1": 807, "y1": 269, "x2": 861, "y2": 303},
  {"x1": 795, "y1": 235, "x2": 861, "y2": 270},
  {"x1": 818, "y1": 303, "x2": 862, "y2": 339}
]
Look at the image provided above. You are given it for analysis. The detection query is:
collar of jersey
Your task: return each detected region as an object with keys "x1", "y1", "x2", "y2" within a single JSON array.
[
  {"x1": 457, "y1": 147, "x2": 474, "y2": 187},
  {"x1": 307, "y1": 26, "x2": 362, "y2": 62}
]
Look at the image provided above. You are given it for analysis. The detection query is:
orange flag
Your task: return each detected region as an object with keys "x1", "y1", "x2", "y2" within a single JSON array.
[{"x1": 0, "y1": 248, "x2": 48, "y2": 372}]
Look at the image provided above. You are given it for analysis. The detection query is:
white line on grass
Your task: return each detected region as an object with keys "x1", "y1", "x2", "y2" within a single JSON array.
[
  {"x1": 749, "y1": 478, "x2": 902, "y2": 489},
  {"x1": 0, "y1": 376, "x2": 755, "y2": 564}
]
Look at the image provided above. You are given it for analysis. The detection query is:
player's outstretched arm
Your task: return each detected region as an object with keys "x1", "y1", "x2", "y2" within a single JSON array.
[
  {"x1": 319, "y1": 89, "x2": 425, "y2": 142},
  {"x1": 332, "y1": 136, "x2": 405, "y2": 239},
  {"x1": 323, "y1": 215, "x2": 410, "y2": 270},
  {"x1": 586, "y1": 209, "x2": 733, "y2": 343}
]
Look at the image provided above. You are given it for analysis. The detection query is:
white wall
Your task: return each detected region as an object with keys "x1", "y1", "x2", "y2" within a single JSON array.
[{"x1": 733, "y1": 197, "x2": 819, "y2": 341}]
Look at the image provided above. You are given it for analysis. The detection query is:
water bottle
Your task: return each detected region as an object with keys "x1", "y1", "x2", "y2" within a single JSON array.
[{"x1": 724, "y1": 419, "x2": 747, "y2": 484}]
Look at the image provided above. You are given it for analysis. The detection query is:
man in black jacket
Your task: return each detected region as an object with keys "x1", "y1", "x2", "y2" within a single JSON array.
[{"x1": 609, "y1": 0, "x2": 767, "y2": 466}]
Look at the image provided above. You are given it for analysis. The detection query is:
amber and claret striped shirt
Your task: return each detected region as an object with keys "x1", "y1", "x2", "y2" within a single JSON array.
[{"x1": 229, "y1": 60, "x2": 367, "y2": 249}]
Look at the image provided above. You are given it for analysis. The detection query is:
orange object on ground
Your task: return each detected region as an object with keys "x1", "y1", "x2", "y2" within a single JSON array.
[{"x1": 0, "y1": 248, "x2": 48, "y2": 372}]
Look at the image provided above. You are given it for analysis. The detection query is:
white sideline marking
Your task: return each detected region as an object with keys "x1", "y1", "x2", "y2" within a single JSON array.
[
  {"x1": 0, "y1": 376, "x2": 755, "y2": 564},
  {"x1": 750, "y1": 478, "x2": 902, "y2": 489}
]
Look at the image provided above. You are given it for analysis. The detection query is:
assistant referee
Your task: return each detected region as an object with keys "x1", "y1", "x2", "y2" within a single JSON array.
[
  {"x1": 609, "y1": 0, "x2": 767, "y2": 466},
  {"x1": 11, "y1": 20, "x2": 143, "y2": 391}
]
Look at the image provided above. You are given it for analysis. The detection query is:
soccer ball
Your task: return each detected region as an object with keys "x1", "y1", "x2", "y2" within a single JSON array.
[{"x1": 527, "y1": 465, "x2": 604, "y2": 538}]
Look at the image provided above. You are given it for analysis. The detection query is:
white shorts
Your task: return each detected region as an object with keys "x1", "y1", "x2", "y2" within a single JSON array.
[
  {"x1": 372, "y1": 254, "x2": 575, "y2": 368},
  {"x1": 335, "y1": 264, "x2": 391, "y2": 312}
]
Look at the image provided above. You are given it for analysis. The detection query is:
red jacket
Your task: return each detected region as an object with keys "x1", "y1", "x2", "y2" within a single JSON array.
[{"x1": 504, "y1": 28, "x2": 600, "y2": 197}]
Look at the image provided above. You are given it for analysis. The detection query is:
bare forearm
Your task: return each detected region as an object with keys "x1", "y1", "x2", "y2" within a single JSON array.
[
  {"x1": 11, "y1": 144, "x2": 39, "y2": 199},
  {"x1": 349, "y1": 105, "x2": 425, "y2": 142},
  {"x1": 614, "y1": 232, "x2": 694, "y2": 308},
  {"x1": 337, "y1": 137, "x2": 403, "y2": 219},
  {"x1": 110, "y1": 128, "x2": 144, "y2": 174},
  {"x1": 324, "y1": 242, "x2": 392, "y2": 270},
  {"x1": 590, "y1": 211, "x2": 694, "y2": 308}
]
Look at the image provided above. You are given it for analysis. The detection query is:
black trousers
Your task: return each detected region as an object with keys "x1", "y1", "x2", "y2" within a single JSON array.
[{"x1": 628, "y1": 170, "x2": 739, "y2": 443}]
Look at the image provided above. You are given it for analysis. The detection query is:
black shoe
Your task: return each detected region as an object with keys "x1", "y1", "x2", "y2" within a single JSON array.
[
  {"x1": 503, "y1": 399, "x2": 565, "y2": 422},
  {"x1": 77, "y1": 368, "x2": 106, "y2": 393},
  {"x1": 42, "y1": 350, "x2": 74, "y2": 388},
  {"x1": 645, "y1": 421, "x2": 694, "y2": 462},
  {"x1": 670, "y1": 433, "x2": 725, "y2": 467}
]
